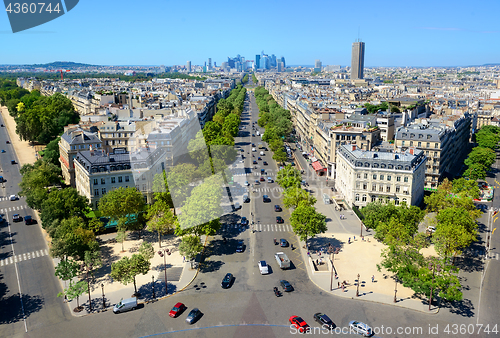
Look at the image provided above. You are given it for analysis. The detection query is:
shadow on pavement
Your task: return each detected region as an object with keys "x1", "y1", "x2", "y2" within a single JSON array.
[{"x1": 0, "y1": 273, "x2": 44, "y2": 324}]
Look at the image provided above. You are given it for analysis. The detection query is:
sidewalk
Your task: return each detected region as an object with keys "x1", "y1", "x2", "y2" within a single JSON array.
[
  {"x1": 290, "y1": 144, "x2": 440, "y2": 314},
  {"x1": 64, "y1": 232, "x2": 201, "y2": 317}
]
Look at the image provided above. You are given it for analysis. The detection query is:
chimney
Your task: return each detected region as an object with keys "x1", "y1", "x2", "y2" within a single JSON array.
[
  {"x1": 90, "y1": 144, "x2": 94, "y2": 156},
  {"x1": 352, "y1": 145, "x2": 356, "y2": 151},
  {"x1": 409, "y1": 147, "x2": 414, "y2": 155}
]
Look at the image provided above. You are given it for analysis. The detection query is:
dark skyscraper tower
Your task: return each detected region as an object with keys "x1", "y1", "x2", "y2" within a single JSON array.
[
  {"x1": 255, "y1": 55, "x2": 261, "y2": 69},
  {"x1": 351, "y1": 41, "x2": 365, "y2": 80},
  {"x1": 280, "y1": 56, "x2": 286, "y2": 68}
]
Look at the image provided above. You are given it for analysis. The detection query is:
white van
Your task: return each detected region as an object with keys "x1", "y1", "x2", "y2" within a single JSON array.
[
  {"x1": 260, "y1": 151, "x2": 265, "y2": 156},
  {"x1": 113, "y1": 298, "x2": 137, "y2": 313},
  {"x1": 256, "y1": 131, "x2": 260, "y2": 136}
]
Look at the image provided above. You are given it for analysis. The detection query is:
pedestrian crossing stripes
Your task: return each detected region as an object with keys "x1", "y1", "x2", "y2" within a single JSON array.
[
  {"x1": 0, "y1": 249, "x2": 49, "y2": 266},
  {"x1": 0, "y1": 196, "x2": 25, "y2": 201},
  {"x1": 219, "y1": 223, "x2": 291, "y2": 232},
  {"x1": 253, "y1": 188, "x2": 284, "y2": 192},
  {"x1": 0, "y1": 205, "x2": 28, "y2": 213}
]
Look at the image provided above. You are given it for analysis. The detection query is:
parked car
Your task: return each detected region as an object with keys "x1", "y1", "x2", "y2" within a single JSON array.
[
  {"x1": 289, "y1": 315, "x2": 309, "y2": 333},
  {"x1": 313, "y1": 313, "x2": 335, "y2": 329},
  {"x1": 185, "y1": 308, "x2": 202, "y2": 324},
  {"x1": 24, "y1": 215, "x2": 34, "y2": 225},
  {"x1": 236, "y1": 240, "x2": 244, "y2": 253},
  {"x1": 280, "y1": 238, "x2": 288, "y2": 247},
  {"x1": 274, "y1": 205, "x2": 282, "y2": 212},
  {"x1": 113, "y1": 298, "x2": 137, "y2": 314},
  {"x1": 276, "y1": 216, "x2": 284, "y2": 224},
  {"x1": 12, "y1": 214, "x2": 22, "y2": 222},
  {"x1": 252, "y1": 148, "x2": 256, "y2": 152},
  {"x1": 258, "y1": 260, "x2": 269, "y2": 274},
  {"x1": 169, "y1": 302, "x2": 186, "y2": 318},
  {"x1": 221, "y1": 273, "x2": 234, "y2": 289},
  {"x1": 280, "y1": 280, "x2": 293, "y2": 292},
  {"x1": 349, "y1": 320, "x2": 373, "y2": 337}
]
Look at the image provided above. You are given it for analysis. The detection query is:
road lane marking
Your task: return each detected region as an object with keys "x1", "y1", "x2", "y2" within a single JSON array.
[
  {"x1": 267, "y1": 224, "x2": 270, "y2": 231},
  {"x1": 22, "y1": 253, "x2": 27, "y2": 260}
]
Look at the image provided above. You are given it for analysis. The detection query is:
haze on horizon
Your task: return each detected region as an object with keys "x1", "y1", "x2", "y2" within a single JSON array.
[{"x1": 1, "y1": 0, "x2": 498, "y2": 67}]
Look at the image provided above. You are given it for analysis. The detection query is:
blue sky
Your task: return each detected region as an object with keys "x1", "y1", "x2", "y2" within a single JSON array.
[{"x1": 1, "y1": 0, "x2": 499, "y2": 67}]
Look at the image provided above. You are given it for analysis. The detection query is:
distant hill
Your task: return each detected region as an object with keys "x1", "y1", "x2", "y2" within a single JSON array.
[
  {"x1": 31, "y1": 61, "x2": 96, "y2": 69},
  {"x1": 482, "y1": 63, "x2": 500, "y2": 67}
]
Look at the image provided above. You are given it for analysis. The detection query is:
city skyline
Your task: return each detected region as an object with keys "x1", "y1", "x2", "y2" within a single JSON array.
[{"x1": 1, "y1": 0, "x2": 499, "y2": 67}]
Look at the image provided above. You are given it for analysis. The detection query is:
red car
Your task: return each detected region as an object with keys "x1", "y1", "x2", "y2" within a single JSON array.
[
  {"x1": 169, "y1": 302, "x2": 186, "y2": 318},
  {"x1": 290, "y1": 315, "x2": 310, "y2": 333}
]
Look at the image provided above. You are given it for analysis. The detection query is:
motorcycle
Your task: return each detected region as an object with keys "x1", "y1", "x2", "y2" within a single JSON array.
[
  {"x1": 274, "y1": 286, "x2": 281, "y2": 297},
  {"x1": 274, "y1": 238, "x2": 277, "y2": 245}
]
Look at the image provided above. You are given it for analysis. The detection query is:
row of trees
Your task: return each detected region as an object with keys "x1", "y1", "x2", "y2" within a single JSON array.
[
  {"x1": 253, "y1": 86, "x2": 292, "y2": 163},
  {"x1": 252, "y1": 73, "x2": 258, "y2": 84},
  {"x1": 242, "y1": 74, "x2": 248, "y2": 84},
  {"x1": 362, "y1": 177, "x2": 481, "y2": 304},
  {"x1": 275, "y1": 164, "x2": 327, "y2": 245},
  {"x1": 463, "y1": 125, "x2": 500, "y2": 180}
]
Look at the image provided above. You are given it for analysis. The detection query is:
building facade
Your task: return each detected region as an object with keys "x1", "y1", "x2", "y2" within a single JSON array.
[
  {"x1": 336, "y1": 144, "x2": 426, "y2": 208},
  {"x1": 351, "y1": 41, "x2": 365, "y2": 80}
]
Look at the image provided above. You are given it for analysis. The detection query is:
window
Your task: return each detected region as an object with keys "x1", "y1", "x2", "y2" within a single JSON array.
[
  {"x1": 355, "y1": 194, "x2": 360, "y2": 202},
  {"x1": 386, "y1": 186, "x2": 391, "y2": 192},
  {"x1": 142, "y1": 176, "x2": 146, "y2": 180},
  {"x1": 94, "y1": 189, "x2": 99, "y2": 196},
  {"x1": 102, "y1": 188, "x2": 106, "y2": 195},
  {"x1": 373, "y1": 174, "x2": 377, "y2": 180},
  {"x1": 94, "y1": 178, "x2": 98, "y2": 185},
  {"x1": 396, "y1": 186, "x2": 400, "y2": 193},
  {"x1": 402, "y1": 198, "x2": 407, "y2": 204},
  {"x1": 356, "y1": 182, "x2": 360, "y2": 189},
  {"x1": 142, "y1": 184, "x2": 146, "y2": 191},
  {"x1": 125, "y1": 176, "x2": 130, "y2": 182},
  {"x1": 363, "y1": 183, "x2": 367, "y2": 190},
  {"x1": 101, "y1": 178, "x2": 105, "y2": 184},
  {"x1": 371, "y1": 196, "x2": 376, "y2": 202},
  {"x1": 410, "y1": 141, "x2": 413, "y2": 146},
  {"x1": 118, "y1": 176, "x2": 122, "y2": 183},
  {"x1": 387, "y1": 175, "x2": 391, "y2": 181},
  {"x1": 362, "y1": 194, "x2": 367, "y2": 202},
  {"x1": 434, "y1": 151, "x2": 437, "y2": 157},
  {"x1": 356, "y1": 173, "x2": 361, "y2": 179},
  {"x1": 402, "y1": 141, "x2": 405, "y2": 146},
  {"x1": 435, "y1": 143, "x2": 439, "y2": 148},
  {"x1": 379, "y1": 185, "x2": 384, "y2": 192},
  {"x1": 404, "y1": 176, "x2": 408, "y2": 182},
  {"x1": 395, "y1": 198, "x2": 399, "y2": 205},
  {"x1": 364, "y1": 173, "x2": 368, "y2": 179},
  {"x1": 418, "y1": 142, "x2": 421, "y2": 147},
  {"x1": 426, "y1": 142, "x2": 430, "y2": 148},
  {"x1": 380, "y1": 175, "x2": 384, "y2": 180},
  {"x1": 111, "y1": 177, "x2": 115, "y2": 183},
  {"x1": 372, "y1": 184, "x2": 376, "y2": 191}
]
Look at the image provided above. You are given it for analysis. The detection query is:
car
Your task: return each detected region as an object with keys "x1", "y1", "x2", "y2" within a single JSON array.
[
  {"x1": 254, "y1": 180, "x2": 260, "y2": 185},
  {"x1": 276, "y1": 216, "x2": 284, "y2": 223},
  {"x1": 236, "y1": 240, "x2": 244, "y2": 253},
  {"x1": 241, "y1": 217, "x2": 248, "y2": 226},
  {"x1": 349, "y1": 321, "x2": 373, "y2": 337},
  {"x1": 261, "y1": 169, "x2": 265, "y2": 174},
  {"x1": 263, "y1": 161, "x2": 268, "y2": 165},
  {"x1": 267, "y1": 177, "x2": 273, "y2": 183},
  {"x1": 185, "y1": 308, "x2": 202, "y2": 324},
  {"x1": 221, "y1": 273, "x2": 234, "y2": 289},
  {"x1": 12, "y1": 214, "x2": 22, "y2": 222},
  {"x1": 234, "y1": 202, "x2": 241, "y2": 210},
  {"x1": 252, "y1": 134, "x2": 255, "y2": 137},
  {"x1": 11, "y1": 160, "x2": 16, "y2": 165},
  {"x1": 1, "y1": 150, "x2": 5, "y2": 153},
  {"x1": 289, "y1": 315, "x2": 309, "y2": 333},
  {"x1": 243, "y1": 194, "x2": 250, "y2": 203},
  {"x1": 6, "y1": 141, "x2": 10, "y2": 144},
  {"x1": 260, "y1": 177, "x2": 265, "y2": 182},
  {"x1": 252, "y1": 143, "x2": 255, "y2": 147},
  {"x1": 169, "y1": 302, "x2": 186, "y2": 318},
  {"x1": 257, "y1": 157, "x2": 262, "y2": 161},
  {"x1": 24, "y1": 215, "x2": 34, "y2": 225},
  {"x1": 0, "y1": 124, "x2": 3, "y2": 127},
  {"x1": 253, "y1": 160, "x2": 258, "y2": 164},
  {"x1": 280, "y1": 238, "x2": 288, "y2": 247},
  {"x1": 252, "y1": 148, "x2": 256, "y2": 152},
  {"x1": 258, "y1": 260, "x2": 269, "y2": 274},
  {"x1": 263, "y1": 195, "x2": 270, "y2": 202},
  {"x1": 291, "y1": 162, "x2": 295, "y2": 166},
  {"x1": 281, "y1": 280, "x2": 293, "y2": 292},
  {"x1": 240, "y1": 148, "x2": 244, "y2": 152},
  {"x1": 274, "y1": 205, "x2": 282, "y2": 212},
  {"x1": 244, "y1": 181, "x2": 249, "y2": 186},
  {"x1": 313, "y1": 313, "x2": 335, "y2": 329},
  {"x1": 9, "y1": 195, "x2": 18, "y2": 201}
]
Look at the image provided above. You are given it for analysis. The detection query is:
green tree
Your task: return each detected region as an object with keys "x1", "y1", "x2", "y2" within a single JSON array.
[
  {"x1": 98, "y1": 187, "x2": 146, "y2": 232},
  {"x1": 464, "y1": 147, "x2": 495, "y2": 170},
  {"x1": 146, "y1": 200, "x2": 177, "y2": 247},
  {"x1": 58, "y1": 280, "x2": 88, "y2": 311},
  {"x1": 475, "y1": 129, "x2": 500, "y2": 149},
  {"x1": 42, "y1": 136, "x2": 61, "y2": 166},
  {"x1": 283, "y1": 186, "x2": 316, "y2": 209},
  {"x1": 290, "y1": 204, "x2": 327, "y2": 244},
  {"x1": 139, "y1": 242, "x2": 154, "y2": 262},
  {"x1": 19, "y1": 159, "x2": 62, "y2": 210},
  {"x1": 276, "y1": 164, "x2": 302, "y2": 189},
  {"x1": 463, "y1": 163, "x2": 486, "y2": 181},
  {"x1": 40, "y1": 187, "x2": 90, "y2": 230},
  {"x1": 50, "y1": 217, "x2": 97, "y2": 260},
  {"x1": 110, "y1": 254, "x2": 150, "y2": 296},
  {"x1": 272, "y1": 148, "x2": 287, "y2": 164},
  {"x1": 55, "y1": 258, "x2": 80, "y2": 289},
  {"x1": 451, "y1": 177, "x2": 480, "y2": 199},
  {"x1": 178, "y1": 235, "x2": 204, "y2": 262}
]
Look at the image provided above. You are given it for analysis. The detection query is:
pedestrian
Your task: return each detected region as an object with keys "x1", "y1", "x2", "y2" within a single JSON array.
[
  {"x1": 354, "y1": 236, "x2": 356, "y2": 241},
  {"x1": 341, "y1": 284, "x2": 344, "y2": 292},
  {"x1": 371, "y1": 275, "x2": 375, "y2": 283},
  {"x1": 307, "y1": 251, "x2": 310, "y2": 257},
  {"x1": 338, "y1": 281, "x2": 340, "y2": 288},
  {"x1": 335, "y1": 273, "x2": 338, "y2": 279},
  {"x1": 348, "y1": 237, "x2": 351, "y2": 244},
  {"x1": 316, "y1": 259, "x2": 319, "y2": 265},
  {"x1": 183, "y1": 256, "x2": 186, "y2": 263}
]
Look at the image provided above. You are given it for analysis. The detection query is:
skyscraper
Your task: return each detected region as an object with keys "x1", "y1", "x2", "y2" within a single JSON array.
[
  {"x1": 351, "y1": 41, "x2": 365, "y2": 80},
  {"x1": 280, "y1": 56, "x2": 286, "y2": 68},
  {"x1": 255, "y1": 55, "x2": 261, "y2": 69},
  {"x1": 208, "y1": 58, "x2": 212, "y2": 70},
  {"x1": 187, "y1": 61, "x2": 191, "y2": 72},
  {"x1": 314, "y1": 59, "x2": 322, "y2": 73}
]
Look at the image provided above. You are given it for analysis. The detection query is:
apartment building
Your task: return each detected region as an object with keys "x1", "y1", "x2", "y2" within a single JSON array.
[
  {"x1": 336, "y1": 144, "x2": 426, "y2": 207},
  {"x1": 74, "y1": 147, "x2": 166, "y2": 209},
  {"x1": 59, "y1": 127, "x2": 103, "y2": 187},
  {"x1": 394, "y1": 114, "x2": 471, "y2": 189},
  {"x1": 98, "y1": 121, "x2": 137, "y2": 153}
]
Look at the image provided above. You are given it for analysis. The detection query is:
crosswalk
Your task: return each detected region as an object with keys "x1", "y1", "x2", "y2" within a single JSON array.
[
  {"x1": 219, "y1": 223, "x2": 292, "y2": 232},
  {"x1": 0, "y1": 205, "x2": 28, "y2": 213},
  {"x1": 0, "y1": 249, "x2": 49, "y2": 266},
  {"x1": 0, "y1": 196, "x2": 25, "y2": 201},
  {"x1": 253, "y1": 187, "x2": 284, "y2": 193}
]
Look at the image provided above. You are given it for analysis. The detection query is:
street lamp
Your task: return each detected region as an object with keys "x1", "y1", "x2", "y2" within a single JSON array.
[
  {"x1": 158, "y1": 248, "x2": 171, "y2": 296},
  {"x1": 152, "y1": 275, "x2": 155, "y2": 300},
  {"x1": 80, "y1": 262, "x2": 93, "y2": 311},
  {"x1": 356, "y1": 273, "x2": 360, "y2": 297},
  {"x1": 428, "y1": 261, "x2": 441, "y2": 311},
  {"x1": 394, "y1": 276, "x2": 398, "y2": 303},
  {"x1": 101, "y1": 283, "x2": 105, "y2": 310},
  {"x1": 328, "y1": 246, "x2": 340, "y2": 291}
]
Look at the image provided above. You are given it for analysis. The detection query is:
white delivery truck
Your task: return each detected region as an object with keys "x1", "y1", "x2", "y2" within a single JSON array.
[{"x1": 275, "y1": 252, "x2": 290, "y2": 269}]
